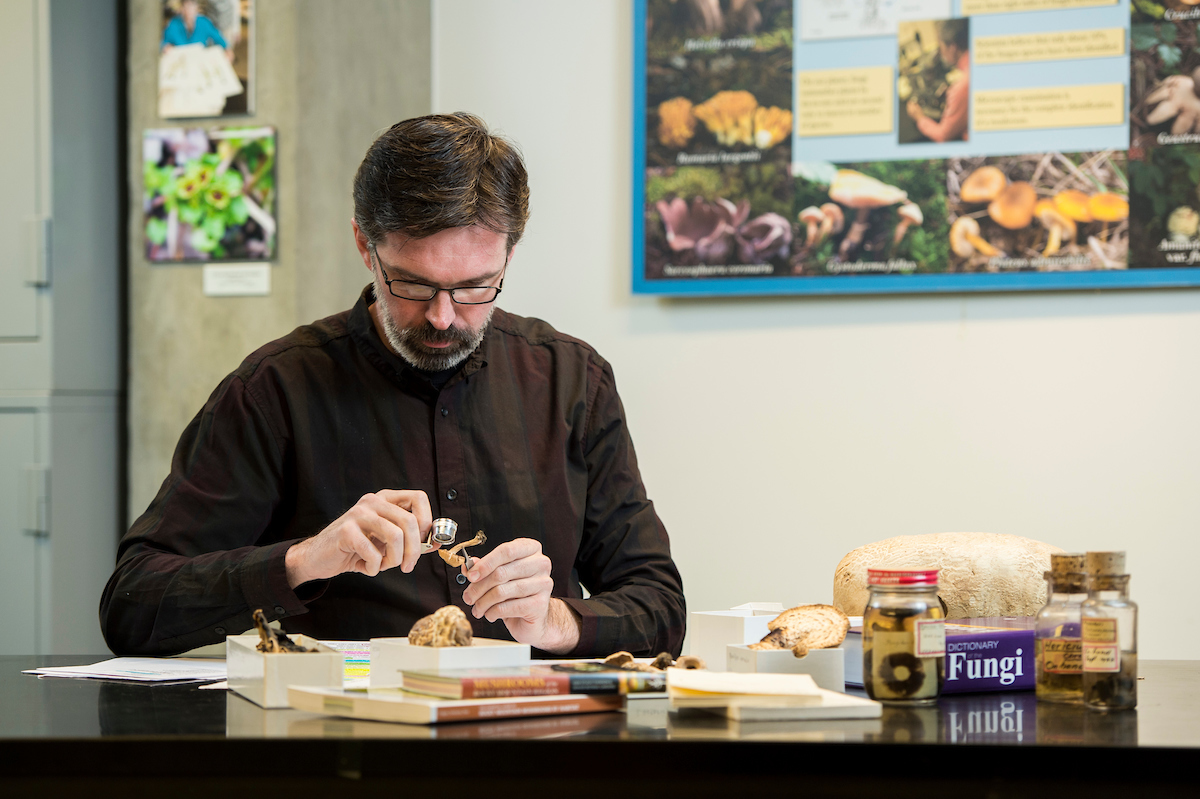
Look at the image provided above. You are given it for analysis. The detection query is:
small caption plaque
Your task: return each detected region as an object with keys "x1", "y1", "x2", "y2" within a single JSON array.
[{"x1": 203, "y1": 263, "x2": 271, "y2": 297}]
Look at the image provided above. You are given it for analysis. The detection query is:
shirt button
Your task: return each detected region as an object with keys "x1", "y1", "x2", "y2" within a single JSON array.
[
  {"x1": 446, "y1": 489, "x2": 458, "y2": 501},
  {"x1": 274, "y1": 606, "x2": 285, "y2": 615},
  {"x1": 441, "y1": 407, "x2": 448, "y2": 417},
  {"x1": 215, "y1": 627, "x2": 227, "y2": 636}
]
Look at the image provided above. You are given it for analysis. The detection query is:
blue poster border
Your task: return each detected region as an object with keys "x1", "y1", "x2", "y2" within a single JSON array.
[{"x1": 630, "y1": 0, "x2": 1200, "y2": 298}]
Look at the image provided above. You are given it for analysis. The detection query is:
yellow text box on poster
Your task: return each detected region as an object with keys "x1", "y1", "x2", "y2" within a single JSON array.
[
  {"x1": 974, "y1": 28, "x2": 1125, "y2": 65},
  {"x1": 974, "y1": 84, "x2": 1125, "y2": 131},
  {"x1": 961, "y1": 0, "x2": 1115, "y2": 14},
  {"x1": 797, "y1": 66, "x2": 893, "y2": 137}
]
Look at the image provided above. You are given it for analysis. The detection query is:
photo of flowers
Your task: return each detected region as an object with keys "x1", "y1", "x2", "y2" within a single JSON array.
[
  {"x1": 645, "y1": 0, "x2": 793, "y2": 168},
  {"x1": 158, "y1": 0, "x2": 253, "y2": 118},
  {"x1": 945, "y1": 151, "x2": 1128, "y2": 272},
  {"x1": 790, "y1": 159, "x2": 949, "y2": 275},
  {"x1": 143, "y1": 126, "x2": 276, "y2": 262}
]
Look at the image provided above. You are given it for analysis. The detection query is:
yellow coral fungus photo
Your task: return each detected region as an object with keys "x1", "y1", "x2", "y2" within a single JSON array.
[{"x1": 657, "y1": 97, "x2": 697, "y2": 148}]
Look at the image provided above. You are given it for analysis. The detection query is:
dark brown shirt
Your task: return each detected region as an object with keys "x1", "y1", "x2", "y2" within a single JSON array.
[{"x1": 100, "y1": 287, "x2": 685, "y2": 657}]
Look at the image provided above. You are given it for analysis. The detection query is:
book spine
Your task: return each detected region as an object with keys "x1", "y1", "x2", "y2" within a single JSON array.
[
  {"x1": 459, "y1": 674, "x2": 572, "y2": 698},
  {"x1": 433, "y1": 695, "x2": 622, "y2": 722}
]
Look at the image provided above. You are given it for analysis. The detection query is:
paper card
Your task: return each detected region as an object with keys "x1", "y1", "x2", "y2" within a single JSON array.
[
  {"x1": 973, "y1": 28, "x2": 1126, "y2": 65},
  {"x1": 973, "y1": 84, "x2": 1125, "y2": 132},
  {"x1": 798, "y1": 66, "x2": 895, "y2": 137}
]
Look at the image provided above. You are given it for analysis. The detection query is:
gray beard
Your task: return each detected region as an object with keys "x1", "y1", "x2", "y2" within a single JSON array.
[{"x1": 374, "y1": 277, "x2": 492, "y2": 372}]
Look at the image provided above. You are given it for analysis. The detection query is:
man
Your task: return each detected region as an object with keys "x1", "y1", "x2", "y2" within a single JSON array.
[
  {"x1": 101, "y1": 113, "x2": 686, "y2": 658},
  {"x1": 905, "y1": 19, "x2": 969, "y2": 143}
]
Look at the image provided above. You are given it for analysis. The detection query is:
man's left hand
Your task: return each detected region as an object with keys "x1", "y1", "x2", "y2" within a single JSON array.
[
  {"x1": 906, "y1": 100, "x2": 925, "y2": 121},
  {"x1": 461, "y1": 538, "x2": 580, "y2": 654}
]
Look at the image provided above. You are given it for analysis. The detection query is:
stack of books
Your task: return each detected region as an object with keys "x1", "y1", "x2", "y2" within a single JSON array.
[
  {"x1": 288, "y1": 662, "x2": 662, "y2": 726},
  {"x1": 667, "y1": 669, "x2": 881, "y2": 722}
]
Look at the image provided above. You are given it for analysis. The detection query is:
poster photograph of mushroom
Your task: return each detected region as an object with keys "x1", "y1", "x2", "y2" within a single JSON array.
[
  {"x1": 791, "y1": 159, "x2": 948, "y2": 275},
  {"x1": 645, "y1": 0, "x2": 793, "y2": 169},
  {"x1": 1128, "y1": 144, "x2": 1200, "y2": 267},
  {"x1": 946, "y1": 152, "x2": 1128, "y2": 273},
  {"x1": 633, "y1": 0, "x2": 1200, "y2": 295},
  {"x1": 158, "y1": 0, "x2": 253, "y2": 119},
  {"x1": 143, "y1": 126, "x2": 276, "y2": 262},
  {"x1": 645, "y1": 163, "x2": 793, "y2": 279}
]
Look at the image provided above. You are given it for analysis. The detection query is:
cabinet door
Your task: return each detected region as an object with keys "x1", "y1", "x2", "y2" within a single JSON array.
[
  {"x1": 0, "y1": 0, "x2": 45, "y2": 339},
  {"x1": 0, "y1": 409, "x2": 41, "y2": 654}
]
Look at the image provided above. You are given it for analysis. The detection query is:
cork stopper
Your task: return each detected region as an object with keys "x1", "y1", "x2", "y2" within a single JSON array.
[
  {"x1": 1086, "y1": 551, "x2": 1126, "y2": 576},
  {"x1": 1050, "y1": 552, "x2": 1086, "y2": 575}
]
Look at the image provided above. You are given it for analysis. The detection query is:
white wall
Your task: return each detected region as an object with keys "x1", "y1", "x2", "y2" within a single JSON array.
[{"x1": 434, "y1": 0, "x2": 1200, "y2": 659}]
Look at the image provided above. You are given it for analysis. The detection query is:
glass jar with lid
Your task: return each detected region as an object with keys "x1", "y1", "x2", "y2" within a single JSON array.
[
  {"x1": 863, "y1": 568, "x2": 946, "y2": 705},
  {"x1": 1035, "y1": 552, "x2": 1087, "y2": 703}
]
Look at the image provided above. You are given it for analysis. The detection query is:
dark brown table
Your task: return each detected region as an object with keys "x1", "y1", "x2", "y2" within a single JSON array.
[{"x1": 2, "y1": 655, "x2": 1197, "y2": 798}]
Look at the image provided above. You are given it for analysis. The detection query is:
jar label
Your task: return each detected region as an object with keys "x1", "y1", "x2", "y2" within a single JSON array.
[
  {"x1": 1081, "y1": 618, "x2": 1120, "y2": 673},
  {"x1": 867, "y1": 630, "x2": 938, "y2": 699},
  {"x1": 915, "y1": 619, "x2": 946, "y2": 657},
  {"x1": 1040, "y1": 637, "x2": 1082, "y2": 674}
]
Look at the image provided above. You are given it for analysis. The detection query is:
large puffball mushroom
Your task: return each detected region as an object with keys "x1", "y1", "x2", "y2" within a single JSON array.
[
  {"x1": 987, "y1": 181, "x2": 1038, "y2": 230},
  {"x1": 960, "y1": 166, "x2": 1007, "y2": 204},
  {"x1": 893, "y1": 202, "x2": 923, "y2": 245},
  {"x1": 799, "y1": 206, "x2": 824, "y2": 247},
  {"x1": 1035, "y1": 200, "x2": 1076, "y2": 257},
  {"x1": 1053, "y1": 189, "x2": 1093, "y2": 225},
  {"x1": 827, "y1": 169, "x2": 907, "y2": 258},
  {"x1": 1168, "y1": 206, "x2": 1200, "y2": 242},
  {"x1": 949, "y1": 216, "x2": 1001, "y2": 259}
]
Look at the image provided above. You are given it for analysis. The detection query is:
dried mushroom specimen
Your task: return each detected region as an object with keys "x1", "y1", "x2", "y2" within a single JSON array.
[
  {"x1": 252, "y1": 608, "x2": 317, "y2": 653},
  {"x1": 747, "y1": 604, "x2": 850, "y2": 658},
  {"x1": 408, "y1": 605, "x2": 473, "y2": 647},
  {"x1": 437, "y1": 530, "x2": 487, "y2": 568},
  {"x1": 602, "y1": 650, "x2": 707, "y2": 671}
]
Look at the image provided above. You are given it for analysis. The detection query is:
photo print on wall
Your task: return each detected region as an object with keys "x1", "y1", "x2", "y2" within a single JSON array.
[{"x1": 158, "y1": 0, "x2": 254, "y2": 119}]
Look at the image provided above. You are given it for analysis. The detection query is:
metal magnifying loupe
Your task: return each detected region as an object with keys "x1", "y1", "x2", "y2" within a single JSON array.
[{"x1": 421, "y1": 517, "x2": 458, "y2": 552}]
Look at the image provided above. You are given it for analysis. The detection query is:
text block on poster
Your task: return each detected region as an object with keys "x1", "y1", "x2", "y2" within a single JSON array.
[
  {"x1": 797, "y1": 66, "x2": 894, "y2": 137},
  {"x1": 961, "y1": 0, "x2": 1116, "y2": 14},
  {"x1": 974, "y1": 28, "x2": 1126, "y2": 65},
  {"x1": 974, "y1": 84, "x2": 1125, "y2": 131}
]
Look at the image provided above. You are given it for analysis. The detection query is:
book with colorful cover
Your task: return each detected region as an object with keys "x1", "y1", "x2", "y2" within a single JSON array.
[
  {"x1": 287, "y1": 685, "x2": 624, "y2": 726},
  {"x1": 844, "y1": 617, "x2": 1036, "y2": 694},
  {"x1": 399, "y1": 663, "x2": 666, "y2": 700}
]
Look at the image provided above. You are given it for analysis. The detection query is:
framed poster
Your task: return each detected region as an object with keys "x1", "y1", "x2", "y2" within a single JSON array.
[
  {"x1": 633, "y1": 0, "x2": 1200, "y2": 295},
  {"x1": 158, "y1": 0, "x2": 254, "y2": 118},
  {"x1": 143, "y1": 126, "x2": 276, "y2": 262}
]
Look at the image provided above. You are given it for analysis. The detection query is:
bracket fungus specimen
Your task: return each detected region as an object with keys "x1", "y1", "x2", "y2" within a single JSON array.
[
  {"x1": 827, "y1": 169, "x2": 908, "y2": 258},
  {"x1": 747, "y1": 604, "x2": 850, "y2": 659},
  {"x1": 408, "y1": 605, "x2": 473, "y2": 647}
]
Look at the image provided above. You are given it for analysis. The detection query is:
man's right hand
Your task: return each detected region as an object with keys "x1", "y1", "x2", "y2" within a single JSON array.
[{"x1": 285, "y1": 490, "x2": 433, "y2": 588}]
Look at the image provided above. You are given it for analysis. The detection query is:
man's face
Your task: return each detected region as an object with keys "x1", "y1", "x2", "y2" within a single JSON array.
[
  {"x1": 181, "y1": 0, "x2": 199, "y2": 26},
  {"x1": 939, "y1": 41, "x2": 961, "y2": 68},
  {"x1": 353, "y1": 223, "x2": 509, "y2": 372}
]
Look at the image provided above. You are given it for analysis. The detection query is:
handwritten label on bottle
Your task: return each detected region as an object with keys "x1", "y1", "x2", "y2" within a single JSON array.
[
  {"x1": 1040, "y1": 637, "x2": 1082, "y2": 674},
  {"x1": 1081, "y1": 618, "x2": 1120, "y2": 673},
  {"x1": 915, "y1": 618, "x2": 946, "y2": 657}
]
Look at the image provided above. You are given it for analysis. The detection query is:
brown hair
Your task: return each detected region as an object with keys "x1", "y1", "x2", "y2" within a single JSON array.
[{"x1": 353, "y1": 113, "x2": 529, "y2": 252}]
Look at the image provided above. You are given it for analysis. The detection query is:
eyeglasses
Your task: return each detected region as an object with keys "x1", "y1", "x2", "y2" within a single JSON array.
[{"x1": 370, "y1": 244, "x2": 505, "y2": 305}]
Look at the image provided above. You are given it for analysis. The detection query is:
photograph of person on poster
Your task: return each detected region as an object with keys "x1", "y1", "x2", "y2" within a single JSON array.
[{"x1": 901, "y1": 18, "x2": 969, "y2": 144}]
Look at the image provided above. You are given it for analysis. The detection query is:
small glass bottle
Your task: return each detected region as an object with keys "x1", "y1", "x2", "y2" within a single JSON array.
[
  {"x1": 863, "y1": 568, "x2": 945, "y2": 706},
  {"x1": 1035, "y1": 552, "x2": 1087, "y2": 703},
  {"x1": 1081, "y1": 551, "x2": 1137, "y2": 711}
]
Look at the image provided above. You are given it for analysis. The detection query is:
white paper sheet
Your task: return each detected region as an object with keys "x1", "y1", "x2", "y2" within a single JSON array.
[{"x1": 23, "y1": 657, "x2": 227, "y2": 683}]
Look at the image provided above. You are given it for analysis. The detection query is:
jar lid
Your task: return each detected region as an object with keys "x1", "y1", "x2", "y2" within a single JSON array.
[{"x1": 867, "y1": 568, "x2": 939, "y2": 586}]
